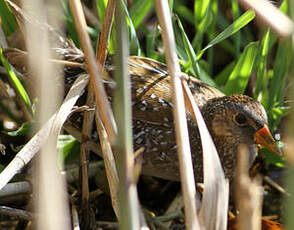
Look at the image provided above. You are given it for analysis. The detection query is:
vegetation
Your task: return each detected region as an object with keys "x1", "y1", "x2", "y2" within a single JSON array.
[{"x1": 0, "y1": 0, "x2": 292, "y2": 229}]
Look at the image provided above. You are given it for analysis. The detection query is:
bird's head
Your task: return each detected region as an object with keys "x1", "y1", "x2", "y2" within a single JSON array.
[{"x1": 202, "y1": 95, "x2": 281, "y2": 164}]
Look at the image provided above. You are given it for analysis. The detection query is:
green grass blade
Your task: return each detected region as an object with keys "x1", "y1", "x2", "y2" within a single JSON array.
[
  {"x1": 215, "y1": 10, "x2": 230, "y2": 30},
  {"x1": 217, "y1": 39, "x2": 235, "y2": 55},
  {"x1": 146, "y1": 27, "x2": 162, "y2": 59},
  {"x1": 266, "y1": 0, "x2": 291, "y2": 113},
  {"x1": 0, "y1": 0, "x2": 18, "y2": 36},
  {"x1": 61, "y1": 0, "x2": 80, "y2": 47},
  {"x1": 224, "y1": 42, "x2": 259, "y2": 95},
  {"x1": 174, "y1": 3, "x2": 195, "y2": 24},
  {"x1": 146, "y1": 33, "x2": 156, "y2": 58},
  {"x1": 280, "y1": 0, "x2": 289, "y2": 14},
  {"x1": 57, "y1": 135, "x2": 80, "y2": 169},
  {"x1": 205, "y1": 0, "x2": 217, "y2": 74},
  {"x1": 130, "y1": 0, "x2": 154, "y2": 29},
  {"x1": 197, "y1": 10, "x2": 255, "y2": 59},
  {"x1": 254, "y1": 29, "x2": 271, "y2": 100},
  {"x1": 192, "y1": 0, "x2": 211, "y2": 50},
  {"x1": 175, "y1": 15, "x2": 216, "y2": 87},
  {"x1": 96, "y1": 0, "x2": 108, "y2": 24},
  {"x1": 0, "y1": 47, "x2": 33, "y2": 115},
  {"x1": 169, "y1": 0, "x2": 174, "y2": 12},
  {"x1": 231, "y1": 1, "x2": 241, "y2": 58},
  {"x1": 5, "y1": 121, "x2": 33, "y2": 136},
  {"x1": 194, "y1": 0, "x2": 210, "y2": 22},
  {"x1": 261, "y1": 148, "x2": 286, "y2": 168},
  {"x1": 95, "y1": 0, "x2": 116, "y2": 54},
  {"x1": 173, "y1": 16, "x2": 189, "y2": 62},
  {"x1": 268, "y1": 41, "x2": 292, "y2": 111},
  {"x1": 192, "y1": 10, "x2": 213, "y2": 51},
  {"x1": 121, "y1": 0, "x2": 141, "y2": 55},
  {"x1": 214, "y1": 61, "x2": 236, "y2": 86}
]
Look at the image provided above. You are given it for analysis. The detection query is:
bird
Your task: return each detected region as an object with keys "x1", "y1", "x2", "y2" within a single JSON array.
[
  {"x1": 3, "y1": 46, "x2": 281, "y2": 182},
  {"x1": 101, "y1": 56, "x2": 281, "y2": 182},
  {"x1": 2, "y1": 0, "x2": 280, "y2": 183}
]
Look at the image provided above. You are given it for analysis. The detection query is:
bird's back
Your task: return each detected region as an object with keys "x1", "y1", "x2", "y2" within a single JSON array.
[{"x1": 114, "y1": 56, "x2": 225, "y2": 181}]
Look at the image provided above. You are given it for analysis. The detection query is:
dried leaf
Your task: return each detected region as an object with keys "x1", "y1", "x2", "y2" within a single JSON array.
[
  {"x1": 182, "y1": 80, "x2": 229, "y2": 230},
  {"x1": 0, "y1": 73, "x2": 89, "y2": 190}
]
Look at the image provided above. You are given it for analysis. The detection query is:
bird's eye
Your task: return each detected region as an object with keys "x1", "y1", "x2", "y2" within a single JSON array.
[{"x1": 234, "y1": 113, "x2": 247, "y2": 126}]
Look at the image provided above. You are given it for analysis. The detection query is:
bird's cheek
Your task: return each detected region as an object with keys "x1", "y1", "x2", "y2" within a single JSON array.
[{"x1": 211, "y1": 120, "x2": 232, "y2": 137}]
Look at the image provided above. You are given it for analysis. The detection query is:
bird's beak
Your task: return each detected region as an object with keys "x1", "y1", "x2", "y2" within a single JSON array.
[{"x1": 254, "y1": 124, "x2": 282, "y2": 156}]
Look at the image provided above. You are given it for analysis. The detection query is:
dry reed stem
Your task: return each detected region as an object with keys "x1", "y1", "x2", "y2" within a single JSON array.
[
  {"x1": 0, "y1": 73, "x2": 89, "y2": 190},
  {"x1": 114, "y1": 0, "x2": 141, "y2": 228},
  {"x1": 0, "y1": 162, "x2": 103, "y2": 199},
  {"x1": 0, "y1": 116, "x2": 55, "y2": 190},
  {"x1": 235, "y1": 145, "x2": 262, "y2": 230},
  {"x1": 0, "y1": 181, "x2": 30, "y2": 198},
  {"x1": 69, "y1": 0, "x2": 117, "y2": 144},
  {"x1": 79, "y1": 96, "x2": 93, "y2": 226},
  {"x1": 163, "y1": 192, "x2": 184, "y2": 229},
  {"x1": 0, "y1": 206, "x2": 33, "y2": 221},
  {"x1": 79, "y1": 62, "x2": 94, "y2": 228},
  {"x1": 94, "y1": 0, "x2": 117, "y2": 217},
  {"x1": 95, "y1": 113, "x2": 119, "y2": 218},
  {"x1": 263, "y1": 175, "x2": 289, "y2": 196},
  {"x1": 75, "y1": 0, "x2": 116, "y2": 221},
  {"x1": 78, "y1": 0, "x2": 118, "y2": 221},
  {"x1": 22, "y1": 1, "x2": 71, "y2": 229},
  {"x1": 77, "y1": 1, "x2": 113, "y2": 212},
  {"x1": 284, "y1": 138, "x2": 294, "y2": 165},
  {"x1": 96, "y1": 0, "x2": 115, "y2": 65},
  {"x1": 155, "y1": 1, "x2": 200, "y2": 229},
  {"x1": 182, "y1": 81, "x2": 229, "y2": 230},
  {"x1": 239, "y1": 0, "x2": 294, "y2": 38},
  {"x1": 71, "y1": 204, "x2": 80, "y2": 230},
  {"x1": 63, "y1": 121, "x2": 101, "y2": 155}
]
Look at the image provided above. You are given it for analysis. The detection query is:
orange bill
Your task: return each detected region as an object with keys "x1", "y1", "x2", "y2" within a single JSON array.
[{"x1": 254, "y1": 125, "x2": 282, "y2": 156}]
